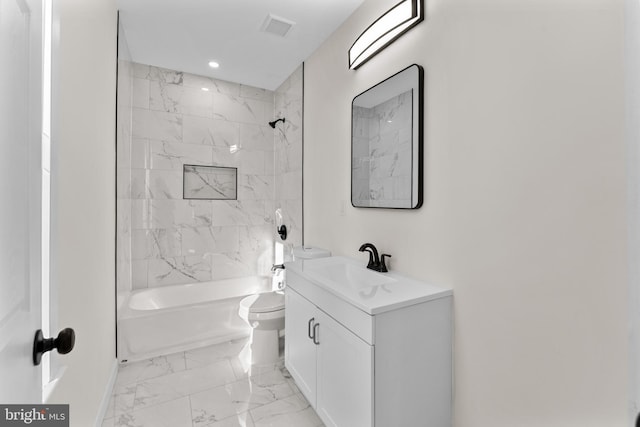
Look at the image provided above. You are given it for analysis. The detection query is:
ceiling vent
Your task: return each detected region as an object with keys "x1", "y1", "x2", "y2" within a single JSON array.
[{"x1": 261, "y1": 14, "x2": 296, "y2": 37}]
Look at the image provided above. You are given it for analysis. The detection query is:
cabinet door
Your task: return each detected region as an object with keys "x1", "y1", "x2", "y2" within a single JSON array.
[
  {"x1": 315, "y1": 311, "x2": 373, "y2": 427},
  {"x1": 285, "y1": 288, "x2": 318, "y2": 405}
]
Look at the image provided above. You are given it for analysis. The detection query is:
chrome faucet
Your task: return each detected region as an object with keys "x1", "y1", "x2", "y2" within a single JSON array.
[
  {"x1": 358, "y1": 243, "x2": 392, "y2": 273},
  {"x1": 271, "y1": 264, "x2": 286, "y2": 290}
]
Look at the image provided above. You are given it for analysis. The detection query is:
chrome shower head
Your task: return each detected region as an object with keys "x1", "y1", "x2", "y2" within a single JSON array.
[{"x1": 268, "y1": 118, "x2": 285, "y2": 128}]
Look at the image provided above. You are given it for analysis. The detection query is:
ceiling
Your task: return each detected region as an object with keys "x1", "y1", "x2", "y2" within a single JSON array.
[{"x1": 116, "y1": 0, "x2": 365, "y2": 90}]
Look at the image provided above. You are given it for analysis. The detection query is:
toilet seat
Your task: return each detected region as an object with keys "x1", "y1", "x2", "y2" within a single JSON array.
[{"x1": 239, "y1": 291, "x2": 284, "y2": 314}]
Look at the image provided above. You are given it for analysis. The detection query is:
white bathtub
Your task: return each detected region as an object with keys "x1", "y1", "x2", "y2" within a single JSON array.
[{"x1": 117, "y1": 276, "x2": 271, "y2": 362}]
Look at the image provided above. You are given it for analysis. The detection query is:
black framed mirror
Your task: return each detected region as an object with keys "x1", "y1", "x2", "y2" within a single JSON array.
[{"x1": 351, "y1": 64, "x2": 423, "y2": 209}]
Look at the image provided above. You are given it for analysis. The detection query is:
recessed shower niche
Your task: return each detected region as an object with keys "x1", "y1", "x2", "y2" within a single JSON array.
[{"x1": 183, "y1": 165, "x2": 237, "y2": 200}]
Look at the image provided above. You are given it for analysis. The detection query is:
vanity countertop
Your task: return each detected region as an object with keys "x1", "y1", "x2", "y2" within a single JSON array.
[{"x1": 285, "y1": 256, "x2": 452, "y2": 315}]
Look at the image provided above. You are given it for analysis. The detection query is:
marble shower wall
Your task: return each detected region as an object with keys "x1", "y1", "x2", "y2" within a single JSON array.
[
  {"x1": 274, "y1": 65, "x2": 304, "y2": 261},
  {"x1": 127, "y1": 63, "x2": 277, "y2": 289},
  {"x1": 352, "y1": 90, "x2": 413, "y2": 208},
  {"x1": 116, "y1": 27, "x2": 134, "y2": 294}
]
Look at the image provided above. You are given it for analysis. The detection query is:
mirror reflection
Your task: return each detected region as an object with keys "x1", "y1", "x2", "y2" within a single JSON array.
[{"x1": 351, "y1": 64, "x2": 423, "y2": 209}]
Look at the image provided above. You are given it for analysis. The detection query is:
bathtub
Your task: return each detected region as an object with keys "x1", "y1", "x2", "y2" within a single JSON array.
[{"x1": 117, "y1": 276, "x2": 271, "y2": 362}]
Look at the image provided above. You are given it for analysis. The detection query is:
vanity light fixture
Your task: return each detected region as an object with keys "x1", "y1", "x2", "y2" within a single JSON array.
[
  {"x1": 208, "y1": 60, "x2": 220, "y2": 68},
  {"x1": 348, "y1": 0, "x2": 423, "y2": 70}
]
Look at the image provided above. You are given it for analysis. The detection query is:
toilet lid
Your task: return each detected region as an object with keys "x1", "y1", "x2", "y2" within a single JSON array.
[{"x1": 240, "y1": 292, "x2": 285, "y2": 313}]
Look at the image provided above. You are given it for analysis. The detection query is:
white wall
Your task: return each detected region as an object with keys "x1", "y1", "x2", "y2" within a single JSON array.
[
  {"x1": 48, "y1": 0, "x2": 117, "y2": 425},
  {"x1": 626, "y1": 0, "x2": 640, "y2": 423},
  {"x1": 116, "y1": 24, "x2": 133, "y2": 297},
  {"x1": 304, "y1": 0, "x2": 628, "y2": 425}
]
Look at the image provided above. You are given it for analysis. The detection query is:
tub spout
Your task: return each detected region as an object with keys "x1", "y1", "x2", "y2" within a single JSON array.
[{"x1": 271, "y1": 264, "x2": 285, "y2": 272}]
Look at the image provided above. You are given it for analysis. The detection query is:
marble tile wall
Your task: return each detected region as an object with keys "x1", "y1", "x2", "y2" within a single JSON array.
[
  {"x1": 123, "y1": 63, "x2": 278, "y2": 289},
  {"x1": 116, "y1": 31, "x2": 134, "y2": 294},
  {"x1": 352, "y1": 90, "x2": 413, "y2": 208},
  {"x1": 274, "y1": 65, "x2": 304, "y2": 261}
]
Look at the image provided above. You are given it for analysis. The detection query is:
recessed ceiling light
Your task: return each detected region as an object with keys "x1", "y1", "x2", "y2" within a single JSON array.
[
  {"x1": 201, "y1": 87, "x2": 210, "y2": 92},
  {"x1": 208, "y1": 61, "x2": 220, "y2": 68}
]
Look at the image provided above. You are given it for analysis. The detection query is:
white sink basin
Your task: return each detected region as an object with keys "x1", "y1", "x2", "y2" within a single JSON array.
[
  {"x1": 306, "y1": 261, "x2": 396, "y2": 290},
  {"x1": 288, "y1": 255, "x2": 452, "y2": 315}
]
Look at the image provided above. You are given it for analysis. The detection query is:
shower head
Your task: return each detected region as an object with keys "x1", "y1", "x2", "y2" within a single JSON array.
[{"x1": 268, "y1": 118, "x2": 285, "y2": 128}]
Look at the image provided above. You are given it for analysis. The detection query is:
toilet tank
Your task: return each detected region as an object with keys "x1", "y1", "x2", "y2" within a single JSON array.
[{"x1": 292, "y1": 246, "x2": 331, "y2": 260}]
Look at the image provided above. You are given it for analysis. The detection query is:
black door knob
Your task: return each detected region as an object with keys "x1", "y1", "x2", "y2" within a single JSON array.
[{"x1": 33, "y1": 328, "x2": 75, "y2": 366}]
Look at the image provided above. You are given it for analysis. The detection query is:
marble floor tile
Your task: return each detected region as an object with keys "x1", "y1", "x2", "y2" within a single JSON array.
[
  {"x1": 203, "y1": 412, "x2": 255, "y2": 427},
  {"x1": 250, "y1": 394, "x2": 323, "y2": 427},
  {"x1": 113, "y1": 397, "x2": 193, "y2": 427},
  {"x1": 229, "y1": 341, "x2": 286, "y2": 382},
  {"x1": 115, "y1": 352, "x2": 186, "y2": 385},
  {"x1": 185, "y1": 337, "x2": 249, "y2": 369},
  {"x1": 190, "y1": 385, "x2": 246, "y2": 426},
  {"x1": 190, "y1": 369, "x2": 295, "y2": 426},
  {"x1": 230, "y1": 356, "x2": 249, "y2": 381},
  {"x1": 111, "y1": 386, "x2": 136, "y2": 418},
  {"x1": 105, "y1": 339, "x2": 324, "y2": 427},
  {"x1": 134, "y1": 359, "x2": 236, "y2": 410}
]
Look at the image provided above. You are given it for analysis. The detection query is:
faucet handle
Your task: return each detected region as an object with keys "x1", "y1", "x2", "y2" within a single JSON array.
[{"x1": 380, "y1": 254, "x2": 392, "y2": 273}]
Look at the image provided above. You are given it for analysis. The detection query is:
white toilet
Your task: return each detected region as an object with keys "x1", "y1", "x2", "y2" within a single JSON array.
[{"x1": 238, "y1": 246, "x2": 330, "y2": 365}]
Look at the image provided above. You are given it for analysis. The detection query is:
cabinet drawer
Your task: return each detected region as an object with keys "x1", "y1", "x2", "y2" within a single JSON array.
[{"x1": 287, "y1": 270, "x2": 375, "y2": 345}]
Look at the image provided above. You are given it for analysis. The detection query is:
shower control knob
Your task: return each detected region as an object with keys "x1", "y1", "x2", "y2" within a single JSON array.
[
  {"x1": 277, "y1": 225, "x2": 287, "y2": 240},
  {"x1": 33, "y1": 327, "x2": 76, "y2": 366}
]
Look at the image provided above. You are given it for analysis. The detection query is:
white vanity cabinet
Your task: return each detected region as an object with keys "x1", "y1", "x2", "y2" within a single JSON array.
[
  {"x1": 285, "y1": 256, "x2": 453, "y2": 427},
  {"x1": 284, "y1": 287, "x2": 318, "y2": 402},
  {"x1": 286, "y1": 288, "x2": 373, "y2": 427}
]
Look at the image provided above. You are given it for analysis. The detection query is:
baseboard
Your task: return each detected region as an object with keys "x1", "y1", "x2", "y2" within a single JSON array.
[{"x1": 94, "y1": 358, "x2": 118, "y2": 427}]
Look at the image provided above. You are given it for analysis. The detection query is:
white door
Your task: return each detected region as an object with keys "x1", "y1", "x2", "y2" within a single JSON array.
[
  {"x1": 316, "y1": 311, "x2": 373, "y2": 427},
  {"x1": 0, "y1": 0, "x2": 43, "y2": 403},
  {"x1": 284, "y1": 288, "x2": 318, "y2": 405}
]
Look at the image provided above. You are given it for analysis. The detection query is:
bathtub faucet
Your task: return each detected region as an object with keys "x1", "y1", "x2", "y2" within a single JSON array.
[
  {"x1": 271, "y1": 264, "x2": 285, "y2": 290},
  {"x1": 271, "y1": 264, "x2": 285, "y2": 272}
]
